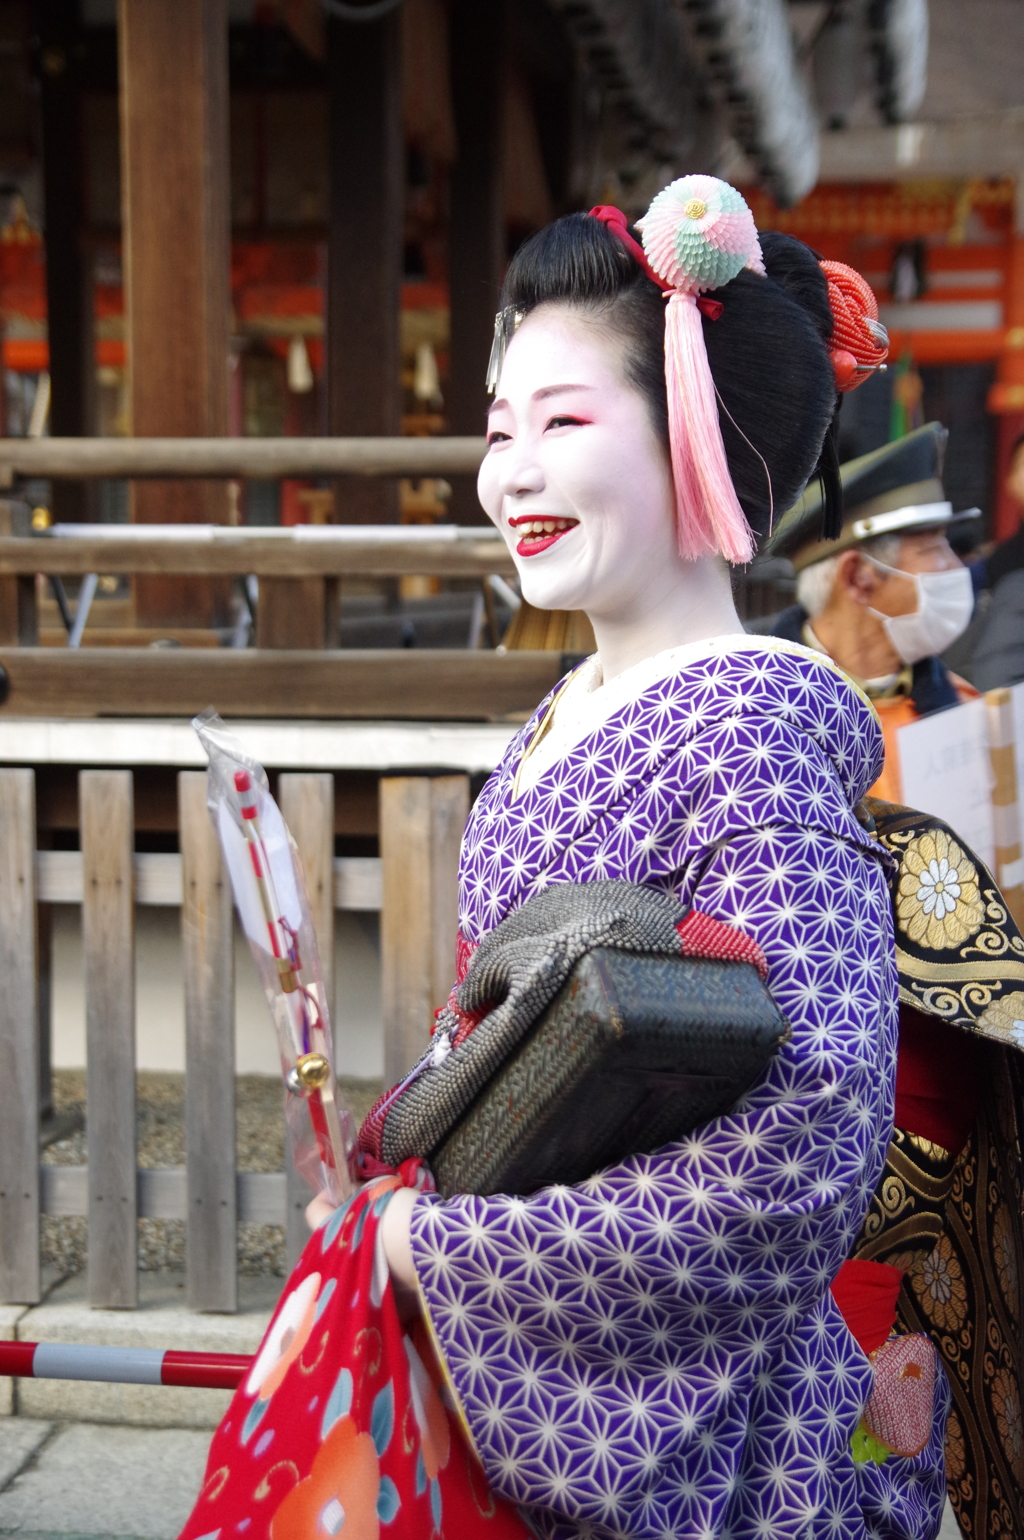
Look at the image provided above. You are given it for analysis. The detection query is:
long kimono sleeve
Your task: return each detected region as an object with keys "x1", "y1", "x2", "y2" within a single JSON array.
[{"x1": 408, "y1": 820, "x2": 903, "y2": 1539}]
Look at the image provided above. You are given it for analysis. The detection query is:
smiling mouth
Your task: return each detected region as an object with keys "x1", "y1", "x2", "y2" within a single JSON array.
[{"x1": 509, "y1": 517, "x2": 579, "y2": 557}]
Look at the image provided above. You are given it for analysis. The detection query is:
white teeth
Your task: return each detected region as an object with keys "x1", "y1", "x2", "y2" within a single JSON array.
[{"x1": 515, "y1": 518, "x2": 577, "y2": 537}]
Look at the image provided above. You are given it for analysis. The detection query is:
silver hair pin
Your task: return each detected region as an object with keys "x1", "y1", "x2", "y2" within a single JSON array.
[{"x1": 485, "y1": 307, "x2": 524, "y2": 394}]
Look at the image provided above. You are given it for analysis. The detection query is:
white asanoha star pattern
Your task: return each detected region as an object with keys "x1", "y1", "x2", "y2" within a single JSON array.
[{"x1": 409, "y1": 640, "x2": 948, "y2": 1540}]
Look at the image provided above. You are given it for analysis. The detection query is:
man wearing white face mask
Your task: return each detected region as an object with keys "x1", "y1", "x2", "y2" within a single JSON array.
[{"x1": 765, "y1": 423, "x2": 979, "y2": 802}]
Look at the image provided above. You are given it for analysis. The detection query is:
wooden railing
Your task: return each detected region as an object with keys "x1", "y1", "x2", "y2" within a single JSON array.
[
  {"x1": 0, "y1": 527, "x2": 515, "y2": 580},
  {"x1": 0, "y1": 763, "x2": 466, "y2": 1312},
  {"x1": 0, "y1": 642, "x2": 564, "y2": 719},
  {"x1": 0, "y1": 436, "x2": 488, "y2": 484},
  {"x1": 0, "y1": 435, "x2": 544, "y2": 715},
  {"x1": 0, "y1": 521, "x2": 574, "y2": 718}
]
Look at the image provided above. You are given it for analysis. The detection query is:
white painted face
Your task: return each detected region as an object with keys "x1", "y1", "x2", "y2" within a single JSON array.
[{"x1": 477, "y1": 306, "x2": 678, "y2": 619}]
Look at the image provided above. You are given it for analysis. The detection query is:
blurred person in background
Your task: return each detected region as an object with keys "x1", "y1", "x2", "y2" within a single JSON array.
[
  {"x1": 770, "y1": 425, "x2": 1024, "y2": 1540},
  {"x1": 964, "y1": 431, "x2": 1024, "y2": 689},
  {"x1": 765, "y1": 423, "x2": 979, "y2": 800}
]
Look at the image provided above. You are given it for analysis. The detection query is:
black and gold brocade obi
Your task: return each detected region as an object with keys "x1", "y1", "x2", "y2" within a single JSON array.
[{"x1": 850, "y1": 800, "x2": 1024, "y2": 1540}]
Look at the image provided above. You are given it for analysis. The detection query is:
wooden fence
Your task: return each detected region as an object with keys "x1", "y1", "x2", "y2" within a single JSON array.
[{"x1": 0, "y1": 763, "x2": 466, "y2": 1313}]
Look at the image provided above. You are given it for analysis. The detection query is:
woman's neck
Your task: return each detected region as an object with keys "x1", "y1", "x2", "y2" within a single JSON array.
[{"x1": 587, "y1": 556, "x2": 744, "y2": 684}]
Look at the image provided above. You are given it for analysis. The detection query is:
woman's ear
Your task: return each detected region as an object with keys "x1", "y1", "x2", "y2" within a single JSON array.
[{"x1": 836, "y1": 549, "x2": 881, "y2": 609}]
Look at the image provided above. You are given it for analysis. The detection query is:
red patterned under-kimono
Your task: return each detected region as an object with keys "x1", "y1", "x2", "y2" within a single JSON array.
[{"x1": 178, "y1": 1162, "x2": 531, "y2": 1540}]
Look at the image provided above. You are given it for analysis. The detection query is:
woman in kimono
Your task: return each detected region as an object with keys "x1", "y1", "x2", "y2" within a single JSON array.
[{"x1": 180, "y1": 179, "x2": 947, "y2": 1540}]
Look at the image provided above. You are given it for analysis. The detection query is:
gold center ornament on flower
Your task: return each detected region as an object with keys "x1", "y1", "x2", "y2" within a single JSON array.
[
  {"x1": 895, "y1": 829, "x2": 984, "y2": 949},
  {"x1": 683, "y1": 198, "x2": 707, "y2": 220}
]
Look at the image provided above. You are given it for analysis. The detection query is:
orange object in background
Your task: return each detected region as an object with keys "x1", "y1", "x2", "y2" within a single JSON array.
[
  {"x1": 2, "y1": 338, "x2": 47, "y2": 371},
  {"x1": 280, "y1": 479, "x2": 312, "y2": 526},
  {"x1": 744, "y1": 180, "x2": 1016, "y2": 372},
  {"x1": 987, "y1": 236, "x2": 1024, "y2": 540},
  {"x1": 279, "y1": 481, "x2": 335, "y2": 525},
  {"x1": 988, "y1": 237, "x2": 1024, "y2": 410},
  {"x1": 0, "y1": 229, "x2": 47, "y2": 375}
]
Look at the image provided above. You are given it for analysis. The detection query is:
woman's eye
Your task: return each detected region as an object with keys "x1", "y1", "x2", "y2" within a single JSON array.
[
  {"x1": 487, "y1": 430, "x2": 511, "y2": 447},
  {"x1": 545, "y1": 415, "x2": 585, "y2": 431}
]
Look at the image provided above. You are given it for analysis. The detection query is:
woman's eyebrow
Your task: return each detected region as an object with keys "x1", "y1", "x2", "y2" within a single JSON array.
[
  {"x1": 487, "y1": 383, "x2": 595, "y2": 417},
  {"x1": 534, "y1": 383, "x2": 595, "y2": 402}
]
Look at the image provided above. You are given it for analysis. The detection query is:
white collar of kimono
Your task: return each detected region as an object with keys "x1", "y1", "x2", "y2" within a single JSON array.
[{"x1": 515, "y1": 631, "x2": 843, "y2": 797}]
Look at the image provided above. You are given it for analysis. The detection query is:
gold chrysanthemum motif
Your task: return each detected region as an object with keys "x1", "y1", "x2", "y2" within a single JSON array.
[
  {"x1": 978, "y1": 990, "x2": 1024, "y2": 1048},
  {"x1": 683, "y1": 198, "x2": 707, "y2": 220},
  {"x1": 911, "y1": 1235, "x2": 968, "y2": 1333},
  {"x1": 895, "y1": 828, "x2": 984, "y2": 949},
  {"x1": 992, "y1": 1366, "x2": 1024, "y2": 1481},
  {"x1": 993, "y1": 1203, "x2": 1020, "y2": 1315}
]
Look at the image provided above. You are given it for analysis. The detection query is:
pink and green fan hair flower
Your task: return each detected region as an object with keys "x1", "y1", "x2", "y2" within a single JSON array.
[
  {"x1": 638, "y1": 175, "x2": 764, "y2": 295},
  {"x1": 631, "y1": 174, "x2": 766, "y2": 565}
]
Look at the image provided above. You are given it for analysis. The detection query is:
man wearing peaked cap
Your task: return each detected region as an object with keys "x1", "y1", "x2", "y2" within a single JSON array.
[{"x1": 764, "y1": 422, "x2": 980, "y2": 801}]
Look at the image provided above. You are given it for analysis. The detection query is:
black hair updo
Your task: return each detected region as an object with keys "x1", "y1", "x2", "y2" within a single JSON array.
[{"x1": 500, "y1": 213, "x2": 838, "y2": 544}]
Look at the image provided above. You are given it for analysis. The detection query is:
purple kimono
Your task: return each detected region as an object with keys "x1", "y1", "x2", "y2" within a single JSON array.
[{"x1": 409, "y1": 638, "x2": 949, "y2": 1540}]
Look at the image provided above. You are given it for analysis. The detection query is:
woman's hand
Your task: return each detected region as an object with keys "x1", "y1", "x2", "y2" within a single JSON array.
[
  {"x1": 379, "y1": 1186, "x2": 419, "y2": 1291},
  {"x1": 305, "y1": 1191, "x2": 337, "y2": 1231},
  {"x1": 304, "y1": 1183, "x2": 421, "y2": 1318}
]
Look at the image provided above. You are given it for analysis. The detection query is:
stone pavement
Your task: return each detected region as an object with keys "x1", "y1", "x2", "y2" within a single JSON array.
[
  {"x1": 0, "y1": 1413, "x2": 968, "y2": 1540},
  {"x1": 0, "y1": 1419, "x2": 210, "y2": 1539},
  {"x1": 0, "y1": 1270, "x2": 282, "y2": 1537},
  {"x1": 1, "y1": 1273, "x2": 282, "y2": 1431}
]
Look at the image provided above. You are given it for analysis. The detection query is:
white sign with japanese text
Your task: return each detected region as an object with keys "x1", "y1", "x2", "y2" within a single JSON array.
[
  {"x1": 895, "y1": 699, "x2": 994, "y2": 871},
  {"x1": 1008, "y1": 683, "x2": 1024, "y2": 816}
]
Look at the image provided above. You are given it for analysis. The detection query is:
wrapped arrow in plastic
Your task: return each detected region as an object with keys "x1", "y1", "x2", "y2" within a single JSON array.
[{"x1": 193, "y1": 709, "x2": 354, "y2": 1204}]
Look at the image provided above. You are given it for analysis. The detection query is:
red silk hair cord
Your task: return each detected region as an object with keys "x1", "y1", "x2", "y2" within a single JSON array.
[
  {"x1": 589, "y1": 205, "x2": 671, "y2": 291},
  {"x1": 696, "y1": 297, "x2": 723, "y2": 321},
  {"x1": 588, "y1": 207, "x2": 724, "y2": 322},
  {"x1": 820, "y1": 260, "x2": 888, "y2": 393},
  {"x1": 831, "y1": 1259, "x2": 905, "y2": 1356}
]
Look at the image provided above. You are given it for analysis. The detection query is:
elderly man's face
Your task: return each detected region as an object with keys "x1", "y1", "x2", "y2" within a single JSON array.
[{"x1": 855, "y1": 530, "x2": 962, "y2": 618}]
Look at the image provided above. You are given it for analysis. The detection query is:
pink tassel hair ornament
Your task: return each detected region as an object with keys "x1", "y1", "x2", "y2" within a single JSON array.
[{"x1": 600, "y1": 175, "x2": 765, "y2": 565}]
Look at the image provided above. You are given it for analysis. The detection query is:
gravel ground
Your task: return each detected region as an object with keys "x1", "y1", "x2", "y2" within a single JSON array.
[{"x1": 42, "y1": 1070, "x2": 383, "y2": 1281}]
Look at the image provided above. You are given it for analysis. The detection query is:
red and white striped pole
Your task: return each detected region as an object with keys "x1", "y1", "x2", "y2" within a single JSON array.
[{"x1": 0, "y1": 1342, "x2": 251, "y2": 1390}]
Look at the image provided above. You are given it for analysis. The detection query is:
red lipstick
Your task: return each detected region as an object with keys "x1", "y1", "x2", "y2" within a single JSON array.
[{"x1": 508, "y1": 516, "x2": 579, "y2": 558}]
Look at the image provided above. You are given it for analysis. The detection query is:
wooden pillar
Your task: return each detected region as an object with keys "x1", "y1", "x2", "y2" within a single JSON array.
[
  {"x1": 326, "y1": 9, "x2": 403, "y2": 525},
  {"x1": 180, "y1": 772, "x2": 236, "y2": 1313},
  {"x1": 380, "y1": 775, "x2": 469, "y2": 1084},
  {"x1": 118, "y1": 0, "x2": 232, "y2": 625},
  {"x1": 447, "y1": 0, "x2": 506, "y2": 525},
  {"x1": 0, "y1": 503, "x2": 37, "y2": 647},
  {"x1": 255, "y1": 579, "x2": 329, "y2": 649},
  {"x1": 993, "y1": 411, "x2": 1024, "y2": 542},
  {"x1": 987, "y1": 178, "x2": 1024, "y2": 539},
  {"x1": 81, "y1": 770, "x2": 136, "y2": 1309},
  {"x1": 279, "y1": 775, "x2": 336, "y2": 1008},
  {"x1": 38, "y1": 0, "x2": 91, "y2": 525},
  {"x1": 37, "y1": 903, "x2": 53, "y2": 1123},
  {"x1": 280, "y1": 773, "x2": 335, "y2": 1266},
  {"x1": 0, "y1": 771, "x2": 40, "y2": 1305}
]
